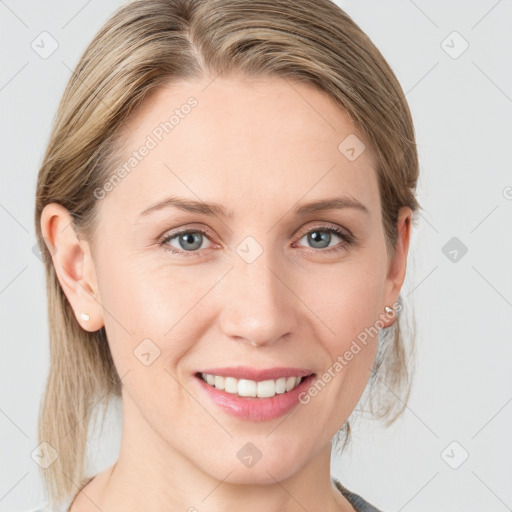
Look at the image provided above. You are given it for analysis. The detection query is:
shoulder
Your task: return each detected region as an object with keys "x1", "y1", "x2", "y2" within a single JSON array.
[
  {"x1": 24, "y1": 492, "x2": 78, "y2": 512},
  {"x1": 23, "y1": 504, "x2": 68, "y2": 512},
  {"x1": 24, "y1": 497, "x2": 73, "y2": 512},
  {"x1": 31, "y1": 477, "x2": 382, "y2": 512},
  {"x1": 332, "y1": 479, "x2": 387, "y2": 512},
  {"x1": 25, "y1": 474, "x2": 95, "y2": 512}
]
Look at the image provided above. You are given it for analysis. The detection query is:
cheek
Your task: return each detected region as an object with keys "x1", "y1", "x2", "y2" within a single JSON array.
[
  {"x1": 95, "y1": 248, "x2": 186, "y2": 329},
  {"x1": 300, "y1": 248, "x2": 387, "y2": 408},
  {"x1": 331, "y1": 267, "x2": 385, "y2": 337},
  {"x1": 305, "y1": 250, "x2": 387, "y2": 348},
  {"x1": 299, "y1": 267, "x2": 385, "y2": 432},
  {"x1": 94, "y1": 254, "x2": 213, "y2": 373}
]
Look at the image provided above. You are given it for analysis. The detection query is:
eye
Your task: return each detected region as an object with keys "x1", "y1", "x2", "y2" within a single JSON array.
[
  {"x1": 159, "y1": 227, "x2": 213, "y2": 255},
  {"x1": 158, "y1": 224, "x2": 355, "y2": 257},
  {"x1": 294, "y1": 225, "x2": 354, "y2": 252}
]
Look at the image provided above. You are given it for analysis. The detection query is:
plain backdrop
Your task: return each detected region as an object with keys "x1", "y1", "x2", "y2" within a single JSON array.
[{"x1": 1, "y1": 1, "x2": 511, "y2": 511}]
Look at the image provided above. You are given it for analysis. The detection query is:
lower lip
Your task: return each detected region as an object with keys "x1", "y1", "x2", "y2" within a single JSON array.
[{"x1": 195, "y1": 374, "x2": 315, "y2": 421}]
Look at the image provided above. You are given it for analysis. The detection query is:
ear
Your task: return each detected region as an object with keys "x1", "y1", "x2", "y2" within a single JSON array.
[
  {"x1": 382, "y1": 206, "x2": 412, "y2": 327},
  {"x1": 40, "y1": 203, "x2": 104, "y2": 332}
]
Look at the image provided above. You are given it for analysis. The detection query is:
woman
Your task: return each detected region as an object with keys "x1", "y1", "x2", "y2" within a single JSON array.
[{"x1": 33, "y1": 0, "x2": 419, "y2": 510}]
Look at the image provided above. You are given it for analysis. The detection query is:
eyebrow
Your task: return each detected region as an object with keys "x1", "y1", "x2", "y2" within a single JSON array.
[{"x1": 138, "y1": 195, "x2": 370, "y2": 218}]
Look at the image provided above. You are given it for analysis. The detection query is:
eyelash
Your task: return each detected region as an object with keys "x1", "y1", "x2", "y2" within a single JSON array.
[{"x1": 158, "y1": 224, "x2": 355, "y2": 257}]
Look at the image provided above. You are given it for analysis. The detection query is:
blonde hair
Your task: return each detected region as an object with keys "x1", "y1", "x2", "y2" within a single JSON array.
[{"x1": 34, "y1": 0, "x2": 420, "y2": 505}]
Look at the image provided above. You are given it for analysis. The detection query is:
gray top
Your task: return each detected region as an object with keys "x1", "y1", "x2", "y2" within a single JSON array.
[
  {"x1": 29, "y1": 478, "x2": 384, "y2": 512},
  {"x1": 333, "y1": 479, "x2": 385, "y2": 512}
]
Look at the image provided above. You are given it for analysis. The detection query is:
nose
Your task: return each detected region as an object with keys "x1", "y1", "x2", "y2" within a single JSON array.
[{"x1": 218, "y1": 251, "x2": 298, "y2": 348}]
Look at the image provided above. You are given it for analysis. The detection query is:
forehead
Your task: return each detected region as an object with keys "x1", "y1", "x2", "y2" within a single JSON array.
[{"x1": 101, "y1": 75, "x2": 380, "y2": 220}]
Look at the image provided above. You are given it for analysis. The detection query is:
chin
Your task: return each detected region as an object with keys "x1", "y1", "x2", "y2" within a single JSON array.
[
  {"x1": 217, "y1": 462, "x2": 301, "y2": 486},
  {"x1": 198, "y1": 443, "x2": 309, "y2": 486}
]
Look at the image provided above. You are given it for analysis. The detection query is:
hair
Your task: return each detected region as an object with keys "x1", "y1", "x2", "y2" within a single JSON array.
[{"x1": 34, "y1": 0, "x2": 420, "y2": 505}]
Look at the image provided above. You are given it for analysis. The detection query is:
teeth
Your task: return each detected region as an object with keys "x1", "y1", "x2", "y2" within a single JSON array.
[
  {"x1": 214, "y1": 375, "x2": 225, "y2": 390},
  {"x1": 200, "y1": 373, "x2": 305, "y2": 398}
]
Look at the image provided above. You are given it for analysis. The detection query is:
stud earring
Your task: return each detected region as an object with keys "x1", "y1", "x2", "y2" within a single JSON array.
[
  {"x1": 384, "y1": 306, "x2": 393, "y2": 314},
  {"x1": 80, "y1": 312, "x2": 90, "y2": 322}
]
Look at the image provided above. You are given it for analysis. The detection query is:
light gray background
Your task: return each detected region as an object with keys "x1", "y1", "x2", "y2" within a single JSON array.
[{"x1": 1, "y1": 1, "x2": 511, "y2": 511}]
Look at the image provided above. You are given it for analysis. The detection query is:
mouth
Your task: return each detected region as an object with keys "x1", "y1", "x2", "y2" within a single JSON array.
[
  {"x1": 196, "y1": 372, "x2": 311, "y2": 398},
  {"x1": 194, "y1": 367, "x2": 316, "y2": 421}
]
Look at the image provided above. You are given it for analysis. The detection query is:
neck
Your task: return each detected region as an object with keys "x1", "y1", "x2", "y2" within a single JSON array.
[{"x1": 92, "y1": 392, "x2": 354, "y2": 512}]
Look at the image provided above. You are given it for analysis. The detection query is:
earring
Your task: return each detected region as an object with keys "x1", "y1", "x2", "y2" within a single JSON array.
[
  {"x1": 80, "y1": 312, "x2": 90, "y2": 322},
  {"x1": 384, "y1": 306, "x2": 393, "y2": 314}
]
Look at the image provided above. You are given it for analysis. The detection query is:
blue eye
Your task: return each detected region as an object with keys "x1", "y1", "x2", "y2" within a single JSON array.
[
  {"x1": 159, "y1": 225, "x2": 354, "y2": 256},
  {"x1": 295, "y1": 226, "x2": 353, "y2": 251},
  {"x1": 160, "y1": 228, "x2": 212, "y2": 254}
]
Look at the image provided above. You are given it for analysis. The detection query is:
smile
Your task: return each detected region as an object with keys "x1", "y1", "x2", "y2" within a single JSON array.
[
  {"x1": 200, "y1": 373, "x2": 303, "y2": 398},
  {"x1": 194, "y1": 367, "x2": 316, "y2": 421}
]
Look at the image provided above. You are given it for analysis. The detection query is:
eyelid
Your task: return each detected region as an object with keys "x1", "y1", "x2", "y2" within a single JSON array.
[
  {"x1": 158, "y1": 222, "x2": 355, "y2": 255},
  {"x1": 158, "y1": 225, "x2": 215, "y2": 249},
  {"x1": 294, "y1": 222, "x2": 354, "y2": 244},
  {"x1": 159, "y1": 223, "x2": 212, "y2": 239}
]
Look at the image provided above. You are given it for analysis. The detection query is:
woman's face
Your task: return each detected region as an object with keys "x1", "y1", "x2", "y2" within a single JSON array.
[{"x1": 75, "y1": 75, "x2": 410, "y2": 483}]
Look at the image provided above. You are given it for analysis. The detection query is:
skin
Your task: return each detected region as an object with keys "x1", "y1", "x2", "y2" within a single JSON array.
[{"x1": 41, "y1": 74, "x2": 411, "y2": 512}]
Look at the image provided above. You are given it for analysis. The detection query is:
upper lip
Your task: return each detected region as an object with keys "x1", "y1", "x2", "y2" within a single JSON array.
[{"x1": 196, "y1": 366, "x2": 315, "y2": 381}]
